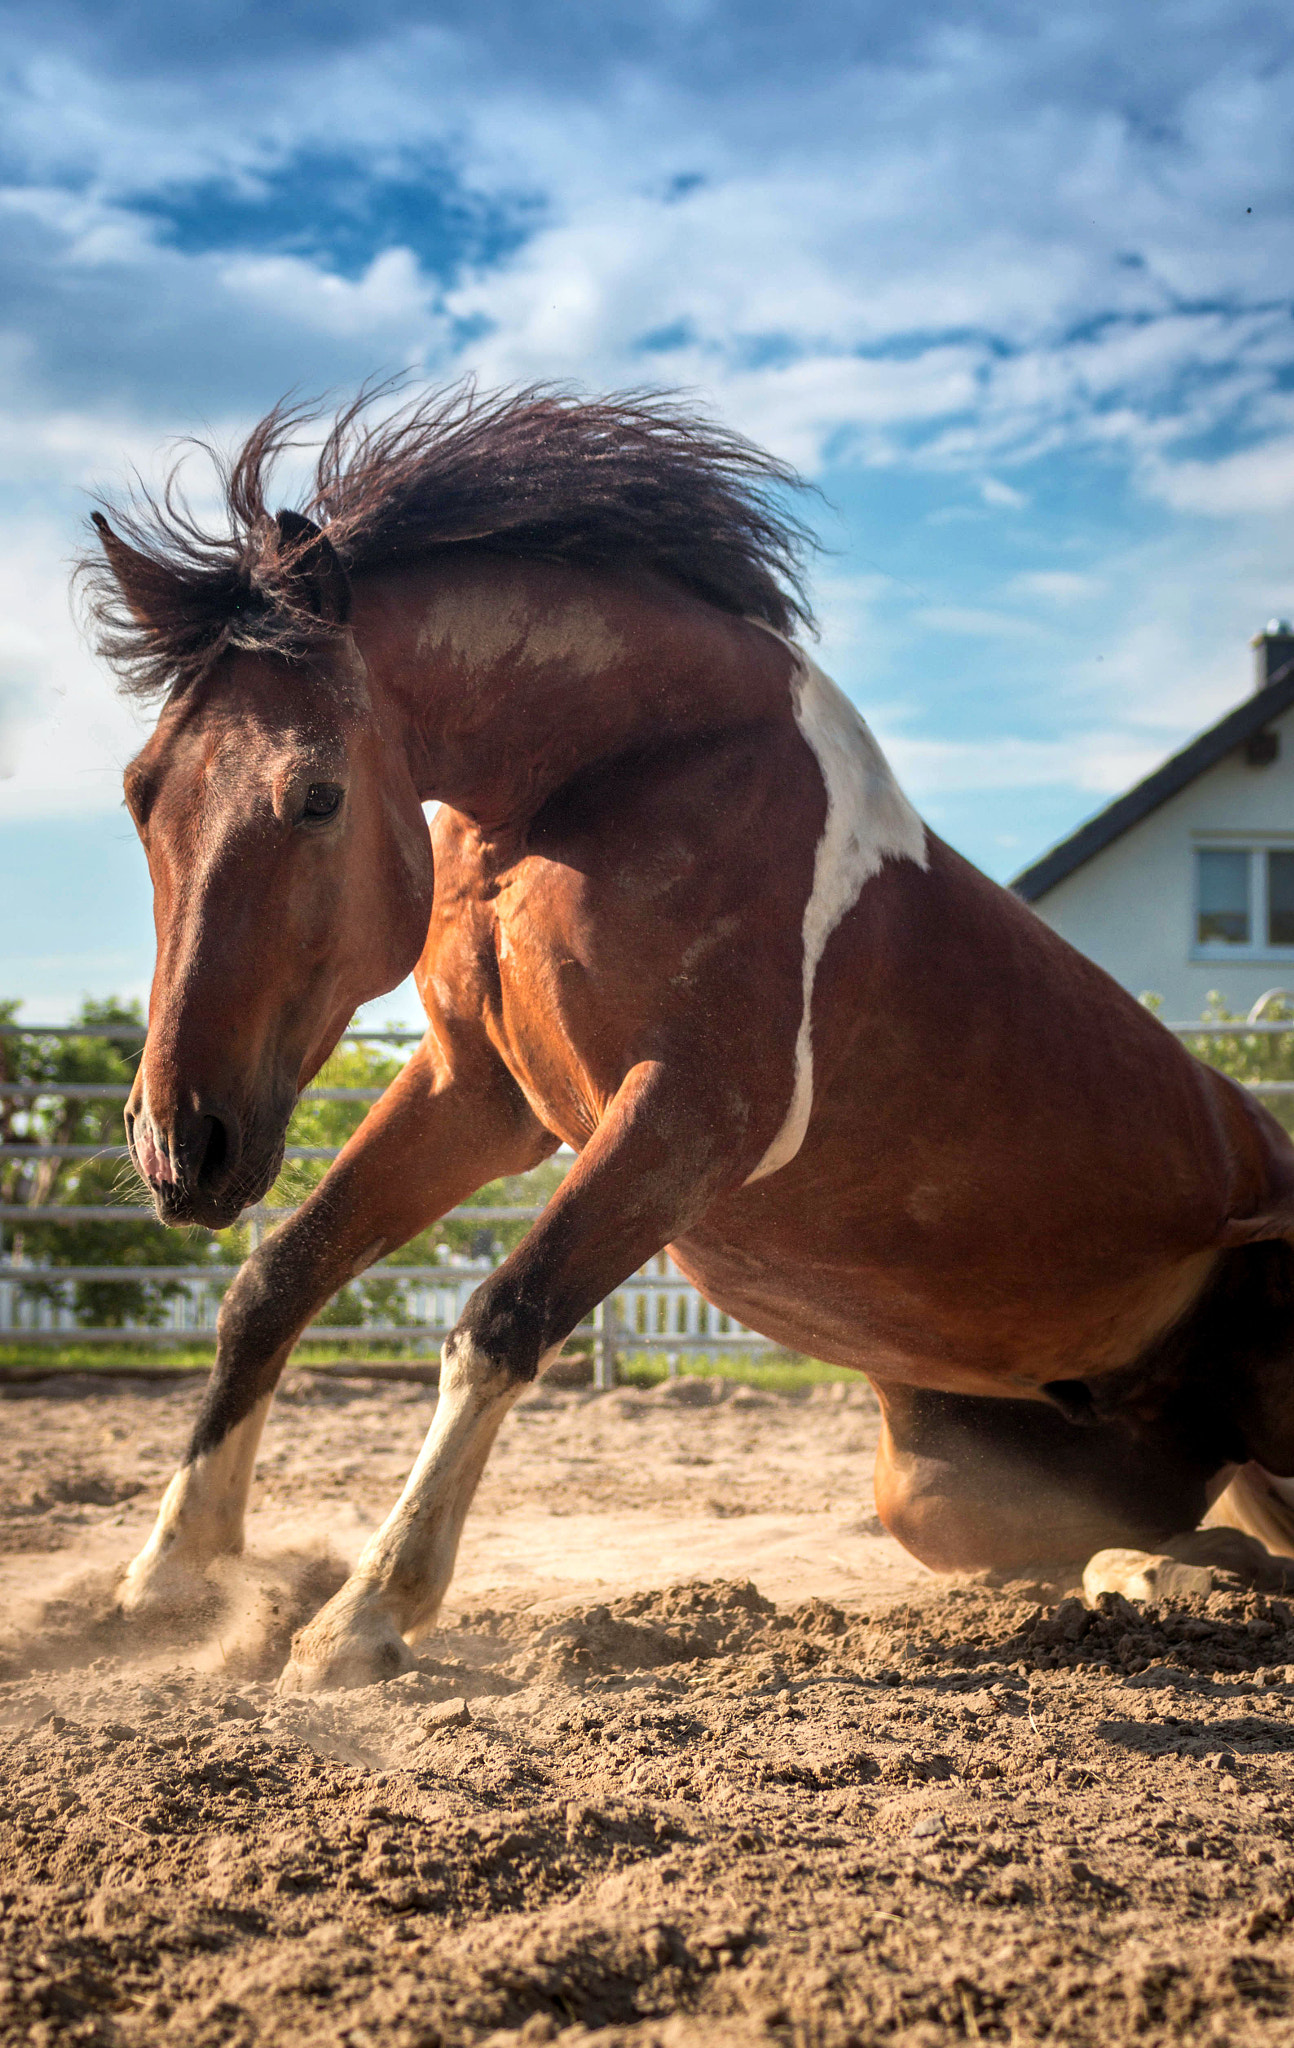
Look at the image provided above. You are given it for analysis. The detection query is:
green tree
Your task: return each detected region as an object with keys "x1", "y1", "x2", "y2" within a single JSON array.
[
  {"x1": 267, "y1": 1034, "x2": 569, "y2": 1329},
  {"x1": 1172, "y1": 991, "x2": 1294, "y2": 1140},
  {"x1": 0, "y1": 997, "x2": 227, "y2": 1327}
]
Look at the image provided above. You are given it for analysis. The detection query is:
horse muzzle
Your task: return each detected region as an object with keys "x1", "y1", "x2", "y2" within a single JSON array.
[{"x1": 126, "y1": 1098, "x2": 264, "y2": 1231}]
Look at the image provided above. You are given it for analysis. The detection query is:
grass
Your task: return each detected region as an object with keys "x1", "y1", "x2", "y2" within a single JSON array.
[
  {"x1": 0, "y1": 1338, "x2": 427, "y2": 1376},
  {"x1": 0, "y1": 1338, "x2": 859, "y2": 1393},
  {"x1": 611, "y1": 1350, "x2": 861, "y2": 1395}
]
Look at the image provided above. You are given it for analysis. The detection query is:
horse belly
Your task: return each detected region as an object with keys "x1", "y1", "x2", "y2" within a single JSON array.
[
  {"x1": 669, "y1": 1209, "x2": 1221, "y2": 1402},
  {"x1": 665, "y1": 1231, "x2": 984, "y2": 1387}
]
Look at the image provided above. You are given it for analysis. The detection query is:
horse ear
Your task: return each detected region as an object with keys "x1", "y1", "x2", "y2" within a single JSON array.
[
  {"x1": 91, "y1": 512, "x2": 174, "y2": 626},
  {"x1": 273, "y1": 509, "x2": 351, "y2": 626}
]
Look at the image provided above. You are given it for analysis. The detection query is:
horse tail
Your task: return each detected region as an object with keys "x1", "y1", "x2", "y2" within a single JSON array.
[{"x1": 1204, "y1": 1463, "x2": 1294, "y2": 1561}]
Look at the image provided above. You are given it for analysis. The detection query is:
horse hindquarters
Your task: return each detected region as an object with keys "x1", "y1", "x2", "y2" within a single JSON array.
[
  {"x1": 872, "y1": 1383, "x2": 1218, "y2": 1575},
  {"x1": 874, "y1": 1241, "x2": 1294, "y2": 1578}
]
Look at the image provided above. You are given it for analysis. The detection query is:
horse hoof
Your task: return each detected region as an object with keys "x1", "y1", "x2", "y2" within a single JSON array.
[
  {"x1": 116, "y1": 1552, "x2": 214, "y2": 1617},
  {"x1": 277, "y1": 1615, "x2": 415, "y2": 1694},
  {"x1": 1082, "y1": 1547, "x2": 1217, "y2": 1606}
]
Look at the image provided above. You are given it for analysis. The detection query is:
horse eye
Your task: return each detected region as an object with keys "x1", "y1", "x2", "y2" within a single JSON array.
[{"x1": 300, "y1": 782, "x2": 344, "y2": 822}]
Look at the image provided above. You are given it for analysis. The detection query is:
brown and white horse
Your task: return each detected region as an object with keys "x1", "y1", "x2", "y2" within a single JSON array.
[{"x1": 83, "y1": 386, "x2": 1294, "y2": 1691}]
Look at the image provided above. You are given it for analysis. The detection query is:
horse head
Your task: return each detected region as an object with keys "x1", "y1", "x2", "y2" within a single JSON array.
[{"x1": 98, "y1": 510, "x2": 434, "y2": 1228}]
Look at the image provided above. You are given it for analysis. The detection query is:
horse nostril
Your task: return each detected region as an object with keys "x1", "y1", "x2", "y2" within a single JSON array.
[
  {"x1": 145, "y1": 1104, "x2": 241, "y2": 1200},
  {"x1": 197, "y1": 1115, "x2": 230, "y2": 1188}
]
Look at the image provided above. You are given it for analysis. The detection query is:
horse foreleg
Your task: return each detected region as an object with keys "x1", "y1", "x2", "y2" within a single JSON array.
[
  {"x1": 274, "y1": 1325, "x2": 528, "y2": 1689},
  {"x1": 118, "y1": 1037, "x2": 549, "y2": 1614},
  {"x1": 279, "y1": 1058, "x2": 751, "y2": 1692}
]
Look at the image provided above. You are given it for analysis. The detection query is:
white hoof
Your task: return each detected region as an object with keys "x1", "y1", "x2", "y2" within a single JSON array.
[
  {"x1": 1082, "y1": 1548, "x2": 1216, "y2": 1606},
  {"x1": 277, "y1": 1592, "x2": 415, "y2": 1694},
  {"x1": 116, "y1": 1548, "x2": 220, "y2": 1616}
]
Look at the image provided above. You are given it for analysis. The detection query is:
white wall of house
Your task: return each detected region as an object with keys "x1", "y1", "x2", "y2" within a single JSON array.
[{"x1": 1027, "y1": 700, "x2": 1294, "y2": 1020}]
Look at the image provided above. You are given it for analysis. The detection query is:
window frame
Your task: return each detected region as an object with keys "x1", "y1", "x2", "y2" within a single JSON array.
[{"x1": 1192, "y1": 838, "x2": 1294, "y2": 960}]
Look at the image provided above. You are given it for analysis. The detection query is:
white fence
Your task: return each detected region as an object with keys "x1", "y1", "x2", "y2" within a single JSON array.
[
  {"x1": 0, "y1": 1023, "x2": 768, "y2": 1377},
  {"x1": 6, "y1": 1009, "x2": 1294, "y2": 1377},
  {"x1": 0, "y1": 1250, "x2": 759, "y2": 1359}
]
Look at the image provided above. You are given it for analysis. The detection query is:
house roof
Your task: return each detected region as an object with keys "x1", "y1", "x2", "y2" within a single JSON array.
[{"x1": 1011, "y1": 660, "x2": 1294, "y2": 903}]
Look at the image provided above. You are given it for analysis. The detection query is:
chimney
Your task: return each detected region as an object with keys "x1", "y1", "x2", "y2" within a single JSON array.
[{"x1": 1252, "y1": 619, "x2": 1294, "y2": 692}]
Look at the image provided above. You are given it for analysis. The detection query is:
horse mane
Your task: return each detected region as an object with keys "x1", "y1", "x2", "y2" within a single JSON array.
[{"x1": 79, "y1": 383, "x2": 819, "y2": 701}]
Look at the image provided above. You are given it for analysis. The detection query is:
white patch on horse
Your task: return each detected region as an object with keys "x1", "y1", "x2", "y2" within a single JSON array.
[
  {"x1": 746, "y1": 650, "x2": 927, "y2": 1184},
  {"x1": 417, "y1": 591, "x2": 627, "y2": 678},
  {"x1": 118, "y1": 1395, "x2": 272, "y2": 1610},
  {"x1": 278, "y1": 1331, "x2": 563, "y2": 1692}
]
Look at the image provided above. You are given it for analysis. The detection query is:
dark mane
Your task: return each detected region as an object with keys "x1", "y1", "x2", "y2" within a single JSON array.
[{"x1": 79, "y1": 383, "x2": 819, "y2": 701}]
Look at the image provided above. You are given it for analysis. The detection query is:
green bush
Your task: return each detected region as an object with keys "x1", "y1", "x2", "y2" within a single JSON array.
[
  {"x1": 1142, "y1": 989, "x2": 1294, "y2": 1137},
  {"x1": 0, "y1": 997, "x2": 228, "y2": 1325}
]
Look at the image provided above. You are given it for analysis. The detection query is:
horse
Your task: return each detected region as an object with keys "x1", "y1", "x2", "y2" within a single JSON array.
[{"x1": 80, "y1": 383, "x2": 1294, "y2": 1693}]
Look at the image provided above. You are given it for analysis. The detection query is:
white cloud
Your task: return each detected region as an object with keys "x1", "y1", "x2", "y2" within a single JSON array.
[
  {"x1": 981, "y1": 477, "x2": 1028, "y2": 509},
  {"x1": 1008, "y1": 570, "x2": 1101, "y2": 603},
  {"x1": 1144, "y1": 436, "x2": 1294, "y2": 517},
  {"x1": 0, "y1": 518, "x2": 149, "y2": 816},
  {"x1": 0, "y1": 0, "x2": 1293, "y2": 894},
  {"x1": 1, "y1": 14, "x2": 1291, "y2": 497},
  {"x1": 0, "y1": 658, "x2": 33, "y2": 780},
  {"x1": 218, "y1": 245, "x2": 445, "y2": 346},
  {"x1": 912, "y1": 605, "x2": 1045, "y2": 641},
  {"x1": 886, "y1": 728, "x2": 1164, "y2": 797}
]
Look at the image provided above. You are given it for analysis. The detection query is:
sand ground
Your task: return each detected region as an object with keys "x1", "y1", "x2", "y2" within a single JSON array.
[{"x1": 2, "y1": 1369, "x2": 1294, "y2": 2046}]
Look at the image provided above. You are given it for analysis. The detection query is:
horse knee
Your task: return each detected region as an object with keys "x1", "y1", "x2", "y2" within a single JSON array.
[
  {"x1": 876, "y1": 1449, "x2": 1100, "y2": 1574},
  {"x1": 216, "y1": 1239, "x2": 312, "y2": 1358},
  {"x1": 440, "y1": 1326, "x2": 529, "y2": 1398},
  {"x1": 874, "y1": 1448, "x2": 1005, "y2": 1573},
  {"x1": 873, "y1": 1385, "x2": 1217, "y2": 1575},
  {"x1": 451, "y1": 1274, "x2": 553, "y2": 1387},
  {"x1": 873, "y1": 1392, "x2": 1036, "y2": 1571}
]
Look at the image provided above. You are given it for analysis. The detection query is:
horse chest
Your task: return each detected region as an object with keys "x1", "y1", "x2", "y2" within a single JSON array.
[
  {"x1": 477, "y1": 834, "x2": 750, "y2": 1140},
  {"x1": 482, "y1": 894, "x2": 618, "y2": 1143}
]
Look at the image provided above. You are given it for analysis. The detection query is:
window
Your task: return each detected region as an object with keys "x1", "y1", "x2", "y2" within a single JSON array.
[
  {"x1": 1197, "y1": 849, "x2": 1250, "y2": 944},
  {"x1": 1195, "y1": 846, "x2": 1294, "y2": 952}
]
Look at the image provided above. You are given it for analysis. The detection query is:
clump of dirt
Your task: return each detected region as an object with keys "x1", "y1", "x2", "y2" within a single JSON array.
[
  {"x1": 4, "y1": 1379, "x2": 1294, "y2": 2044},
  {"x1": 864, "y1": 1581, "x2": 1294, "y2": 1681},
  {"x1": 463, "y1": 1579, "x2": 778, "y2": 1681}
]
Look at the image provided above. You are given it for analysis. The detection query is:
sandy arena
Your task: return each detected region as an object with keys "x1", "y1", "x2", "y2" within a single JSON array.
[{"x1": 3, "y1": 1369, "x2": 1294, "y2": 2046}]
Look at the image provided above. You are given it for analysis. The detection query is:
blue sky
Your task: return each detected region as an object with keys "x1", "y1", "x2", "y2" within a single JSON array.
[{"x1": 3, "y1": 0, "x2": 1294, "y2": 1019}]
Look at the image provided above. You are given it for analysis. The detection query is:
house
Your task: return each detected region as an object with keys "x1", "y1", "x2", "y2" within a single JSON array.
[{"x1": 1011, "y1": 625, "x2": 1294, "y2": 1020}]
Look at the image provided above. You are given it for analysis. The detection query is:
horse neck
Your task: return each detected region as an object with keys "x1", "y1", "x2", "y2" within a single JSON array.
[{"x1": 353, "y1": 554, "x2": 792, "y2": 831}]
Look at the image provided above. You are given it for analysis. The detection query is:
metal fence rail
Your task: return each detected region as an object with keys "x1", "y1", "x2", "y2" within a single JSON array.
[
  {"x1": 0, "y1": 1021, "x2": 771, "y2": 1375},
  {"x1": 7, "y1": 1011, "x2": 1294, "y2": 1376},
  {"x1": 0, "y1": 1024, "x2": 426, "y2": 1043}
]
